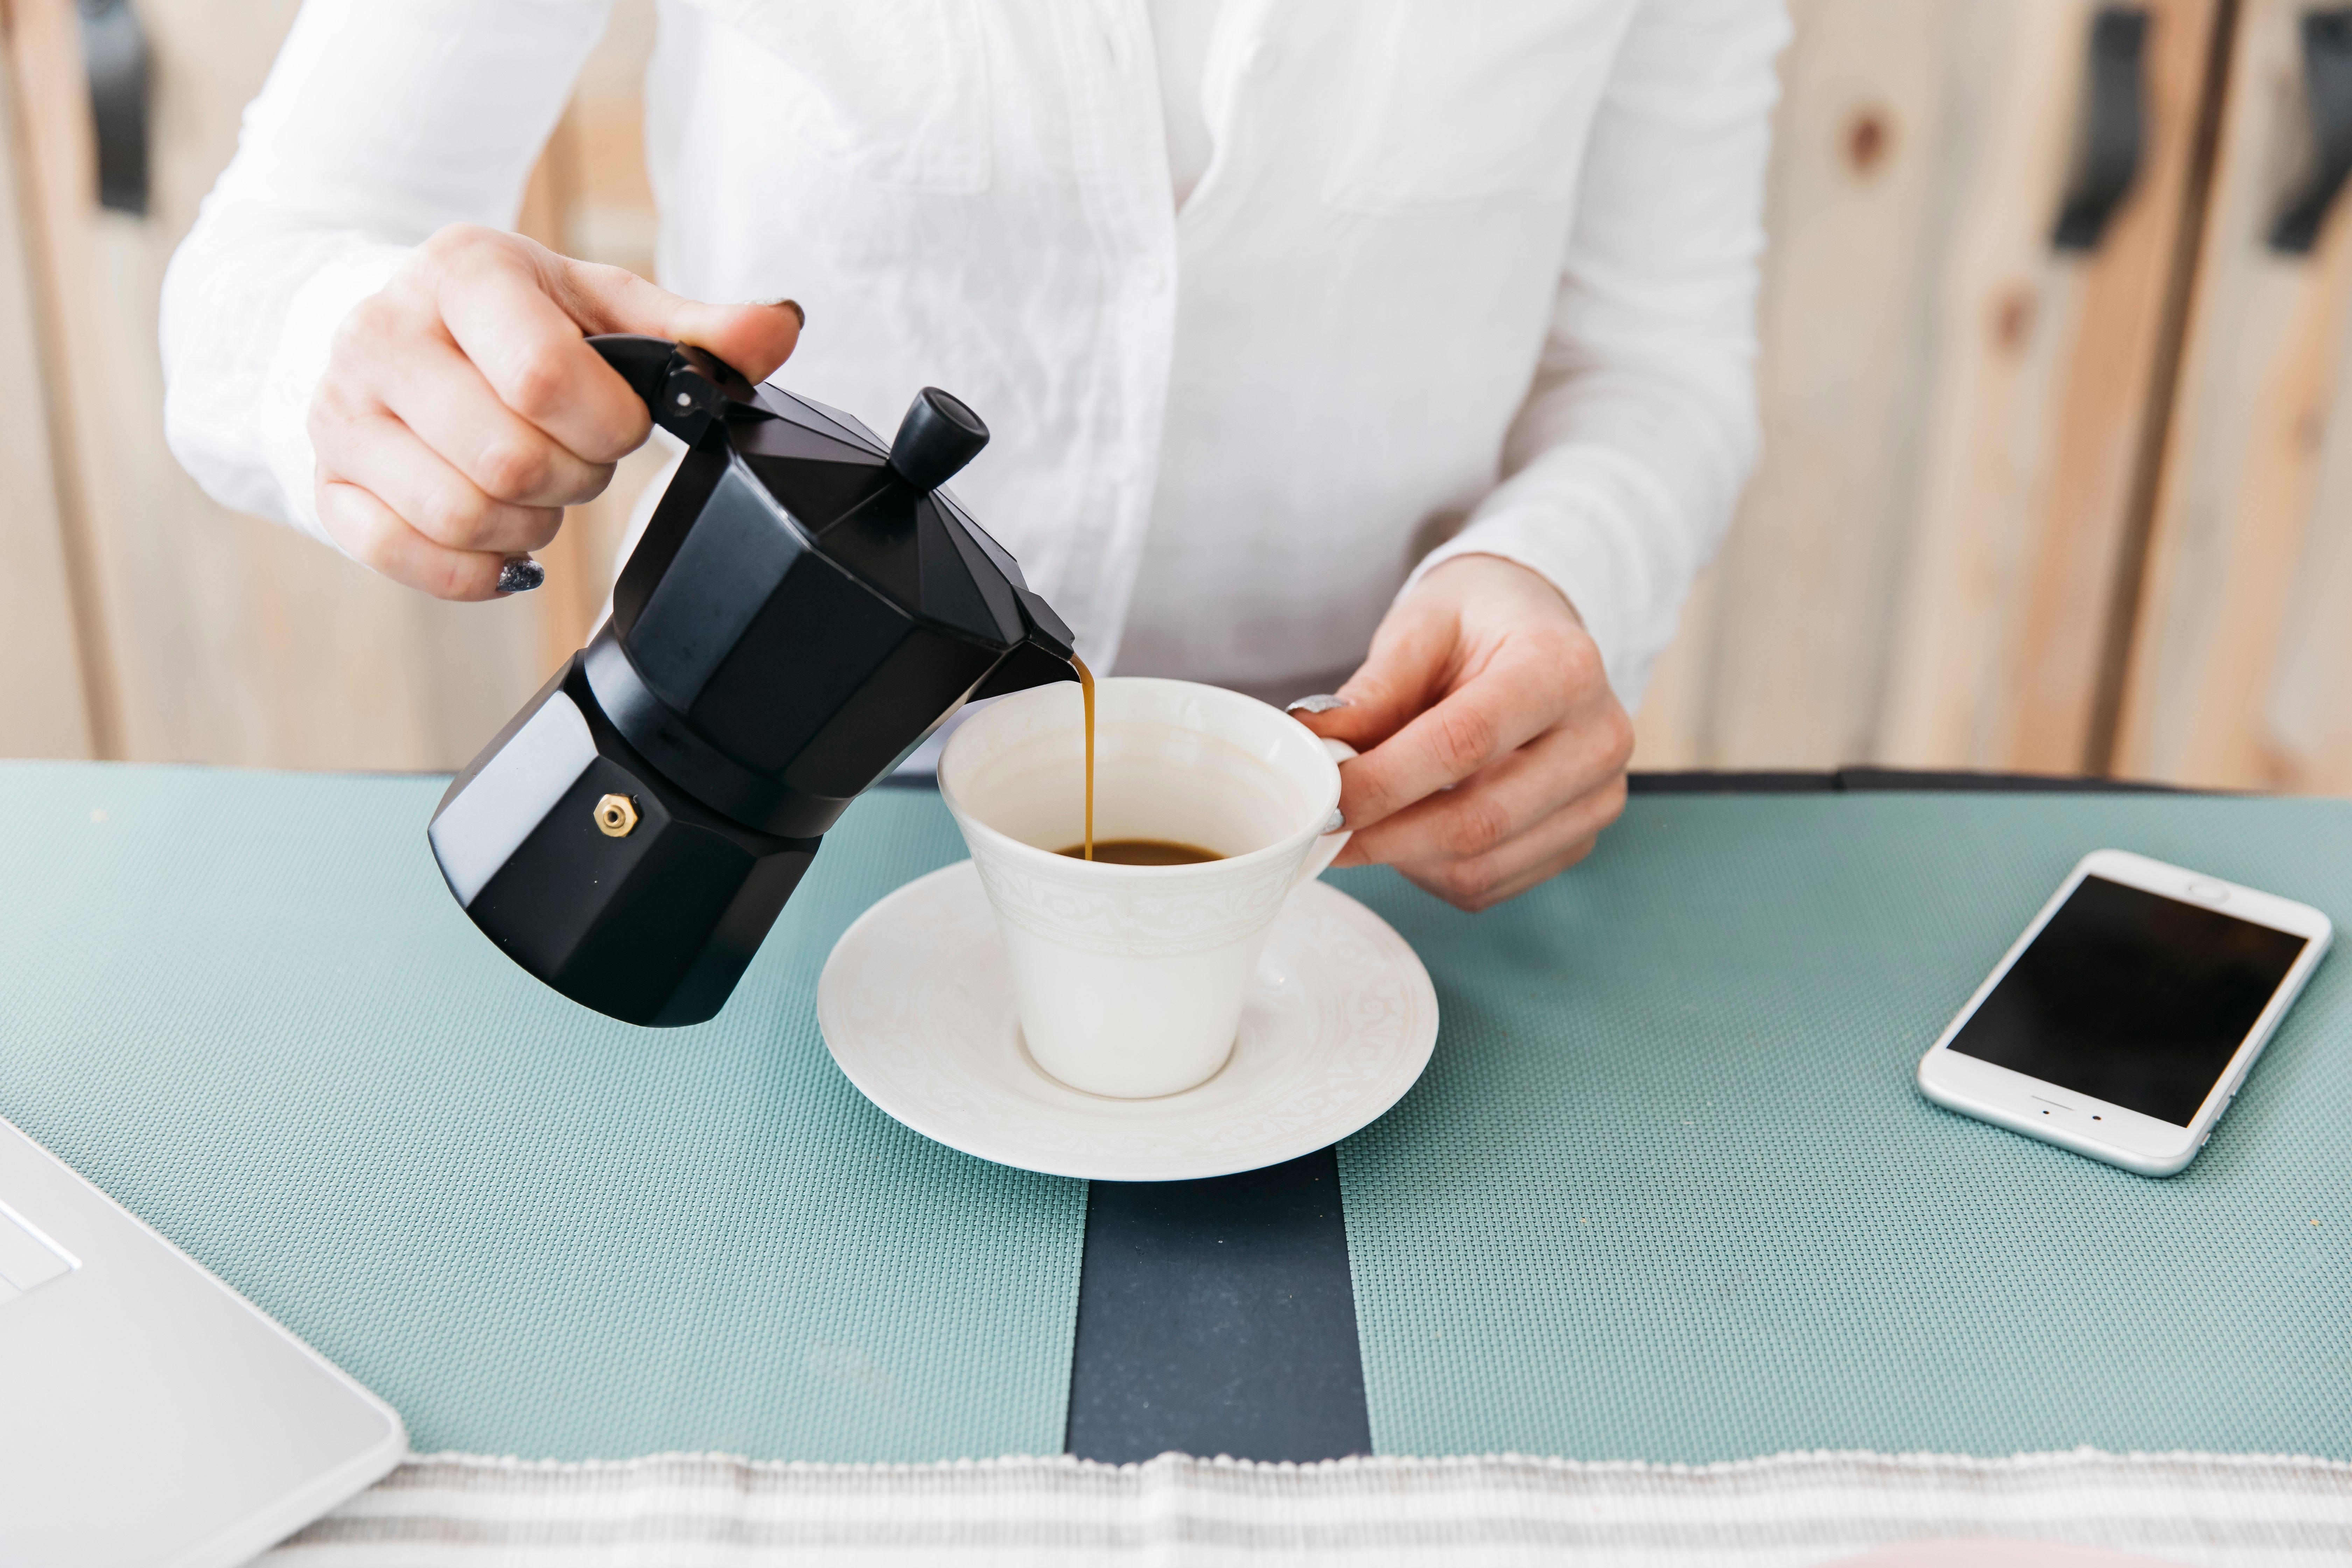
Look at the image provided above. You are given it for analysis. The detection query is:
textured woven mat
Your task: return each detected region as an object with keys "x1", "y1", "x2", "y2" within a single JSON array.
[
  {"x1": 1333, "y1": 794, "x2": 2352, "y2": 1462},
  {"x1": 0, "y1": 763, "x2": 1082, "y2": 1462}
]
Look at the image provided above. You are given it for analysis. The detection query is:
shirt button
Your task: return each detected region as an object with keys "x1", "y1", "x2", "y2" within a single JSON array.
[{"x1": 1241, "y1": 40, "x2": 1279, "y2": 77}]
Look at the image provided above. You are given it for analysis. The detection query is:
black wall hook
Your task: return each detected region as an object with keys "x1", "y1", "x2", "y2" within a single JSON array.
[
  {"x1": 2272, "y1": 9, "x2": 2352, "y2": 254},
  {"x1": 2054, "y1": 7, "x2": 2151, "y2": 252},
  {"x1": 78, "y1": 0, "x2": 149, "y2": 216}
]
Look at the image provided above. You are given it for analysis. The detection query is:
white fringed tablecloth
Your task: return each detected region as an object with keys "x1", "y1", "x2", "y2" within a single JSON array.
[{"x1": 258, "y1": 1448, "x2": 2352, "y2": 1566}]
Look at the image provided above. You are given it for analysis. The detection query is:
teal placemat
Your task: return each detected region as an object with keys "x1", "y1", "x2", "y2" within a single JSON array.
[
  {"x1": 0, "y1": 763, "x2": 1082, "y2": 1461},
  {"x1": 1334, "y1": 793, "x2": 2352, "y2": 1461}
]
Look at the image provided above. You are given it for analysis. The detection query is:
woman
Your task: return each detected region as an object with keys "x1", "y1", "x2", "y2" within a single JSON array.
[{"x1": 163, "y1": 0, "x2": 1787, "y2": 909}]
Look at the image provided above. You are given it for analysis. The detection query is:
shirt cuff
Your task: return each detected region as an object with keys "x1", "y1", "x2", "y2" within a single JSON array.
[
  {"x1": 1402, "y1": 505, "x2": 1645, "y2": 708},
  {"x1": 256, "y1": 240, "x2": 411, "y2": 550}
]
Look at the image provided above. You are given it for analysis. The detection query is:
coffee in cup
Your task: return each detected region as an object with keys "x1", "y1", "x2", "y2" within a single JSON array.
[{"x1": 1055, "y1": 839, "x2": 1222, "y2": 865}]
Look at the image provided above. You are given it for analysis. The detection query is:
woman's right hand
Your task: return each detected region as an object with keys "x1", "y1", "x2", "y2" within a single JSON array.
[{"x1": 308, "y1": 223, "x2": 804, "y2": 600}]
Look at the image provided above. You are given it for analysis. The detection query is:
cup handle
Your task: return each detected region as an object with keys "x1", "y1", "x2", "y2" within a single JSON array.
[{"x1": 1294, "y1": 737, "x2": 1358, "y2": 887}]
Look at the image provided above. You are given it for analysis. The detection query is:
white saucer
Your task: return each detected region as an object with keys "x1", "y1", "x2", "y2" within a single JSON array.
[{"x1": 817, "y1": 861, "x2": 1440, "y2": 1181}]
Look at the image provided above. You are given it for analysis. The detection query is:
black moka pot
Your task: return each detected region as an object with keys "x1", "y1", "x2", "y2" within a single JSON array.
[{"x1": 428, "y1": 335, "x2": 1078, "y2": 1026}]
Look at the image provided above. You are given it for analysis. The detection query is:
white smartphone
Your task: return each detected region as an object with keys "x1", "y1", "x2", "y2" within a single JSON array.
[{"x1": 1916, "y1": 848, "x2": 2332, "y2": 1176}]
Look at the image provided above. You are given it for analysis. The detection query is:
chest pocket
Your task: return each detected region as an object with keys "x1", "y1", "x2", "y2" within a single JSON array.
[
  {"x1": 673, "y1": 0, "x2": 990, "y2": 192},
  {"x1": 1323, "y1": 0, "x2": 1628, "y2": 214}
]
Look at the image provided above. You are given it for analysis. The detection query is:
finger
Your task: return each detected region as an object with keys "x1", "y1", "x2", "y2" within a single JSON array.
[
  {"x1": 1393, "y1": 779, "x2": 1625, "y2": 912},
  {"x1": 320, "y1": 408, "x2": 563, "y2": 556},
  {"x1": 424, "y1": 236, "x2": 654, "y2": 463},
  {"x1": 1337, "y1": 719, "x2": 1625, "y2": 869},
  {"x1": 549, "y1": 255, "x2": 805, "y2": 384},
  {"x1": 1289, "y1": 596, "x2": 1456, "y2": 753},
  {"x1": 316, "y1": 479, "x2": 517, "y2": 602},
  {"x1": 377, "y1": 328, "x2": 615, "y2": 507},
  {"x1": 1332, "y1": 647, "x2": 1570, "y2": 832}
]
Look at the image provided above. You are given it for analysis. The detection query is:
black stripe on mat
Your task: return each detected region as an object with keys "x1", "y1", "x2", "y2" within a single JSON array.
[{"x1": 1065, "y1": 1146, "x2": 1370, "y2": 1464}]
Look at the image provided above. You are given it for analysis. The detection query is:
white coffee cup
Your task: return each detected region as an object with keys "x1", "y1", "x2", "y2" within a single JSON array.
[{"x1": 937, "y1": 677, "x2": 1355, "y2": 1099}]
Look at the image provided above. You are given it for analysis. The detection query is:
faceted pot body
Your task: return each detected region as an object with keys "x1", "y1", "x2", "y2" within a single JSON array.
[
  {"x1": 594, "y1": 445, "x2": 1003, "y2": 840},
  {"x1": 425, "y1": 351, "x2": 1080, "y2": 1029},
  {"x1": 428, "y1": 655, "x2": 818, "y2": 1026}
]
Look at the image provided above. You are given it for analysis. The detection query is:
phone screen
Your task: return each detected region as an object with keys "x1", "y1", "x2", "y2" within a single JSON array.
[{"x1": 1948, "y1": 875, "x2": 2308, "y2": 1126}]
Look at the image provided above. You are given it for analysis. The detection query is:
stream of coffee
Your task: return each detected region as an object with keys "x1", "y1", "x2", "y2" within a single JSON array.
[{"x1": 1074, "y1": 655, "x2": 1095, "y2": 860}]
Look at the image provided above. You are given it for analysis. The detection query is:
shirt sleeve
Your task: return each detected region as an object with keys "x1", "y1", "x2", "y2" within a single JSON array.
[
  {"x1": 1405, "y1": 0, "x2": 1790, "y2": 709},
  {"x1": 160, "y1": 0, "x2": 612, "y2": 546}
]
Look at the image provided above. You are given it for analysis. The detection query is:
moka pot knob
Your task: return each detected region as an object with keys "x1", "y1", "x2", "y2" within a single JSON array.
[{"x1": 887, "y1": 387, "x2": 989, "y2": 492}]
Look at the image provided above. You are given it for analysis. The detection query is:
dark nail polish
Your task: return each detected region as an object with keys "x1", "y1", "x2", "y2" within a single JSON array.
[{"x1": 497, "y1": 558, "x2": 545, "y2": 594}]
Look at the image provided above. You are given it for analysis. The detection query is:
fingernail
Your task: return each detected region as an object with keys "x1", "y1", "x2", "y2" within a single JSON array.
[
  {"x1": 1287, "y1": 693, "x2": 1349, "y2": 714},
  {"x1": 496, "y1": 558, "x2": 545, "y2": 594},
  {"x1": 759, "y1": 297, "x2": 806, "y2": 329}
]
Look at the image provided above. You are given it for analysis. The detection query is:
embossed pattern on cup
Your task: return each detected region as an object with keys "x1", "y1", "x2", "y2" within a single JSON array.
[{"x1": 968, "y1": 849, "x2": 1302, "y2": 958}]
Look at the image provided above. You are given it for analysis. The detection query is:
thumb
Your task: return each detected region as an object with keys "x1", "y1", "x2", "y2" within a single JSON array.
[
  {"x1": 546, "y1": 254, "x2": 805, "y2": 383},
  {"x1": 1290, "y1": 593, "x2": 1455, "y2": 752}
]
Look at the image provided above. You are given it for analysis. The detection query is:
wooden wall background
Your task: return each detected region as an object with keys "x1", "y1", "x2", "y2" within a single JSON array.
[
  {"x1": 2116, "y1": 0, "x2": 2352, "y2": 790},
  {"x1": 0, "y1": 0, "x2": 662, "y2": 772},
  {"x1": 1636, "y1": 0, "x2": 2226, "y2": 773},
  {"x1": 1, "y1": 0, "x2": 2347, "y2": 791}
]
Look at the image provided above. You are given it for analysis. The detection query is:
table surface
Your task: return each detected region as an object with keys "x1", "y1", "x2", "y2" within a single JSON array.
[
  {"x1": 16, "y1": 759, "x2": 2291, "y2": 1468},
  {"x1": 1062, "y1": 765, "x2": 2191, "y2": 1464},
  {"x1": 0, "y1": 763, "x2": 1082, "y2": 1463}
]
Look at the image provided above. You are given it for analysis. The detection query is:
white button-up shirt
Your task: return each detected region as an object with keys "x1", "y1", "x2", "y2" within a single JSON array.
[{"x1": 163, "y1": 0, "x2": 1788, "y2": 706}]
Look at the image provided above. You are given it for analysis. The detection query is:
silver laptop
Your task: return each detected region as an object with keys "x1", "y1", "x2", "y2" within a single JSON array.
[{"x1": 0, "y1": 1117, "x2": 405, "y2": 1568}]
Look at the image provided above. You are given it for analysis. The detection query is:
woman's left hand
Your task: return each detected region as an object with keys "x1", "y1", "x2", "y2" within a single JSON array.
[{"x1": 1290, "y1": 554, "x2": 1633, "y2": 911}]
